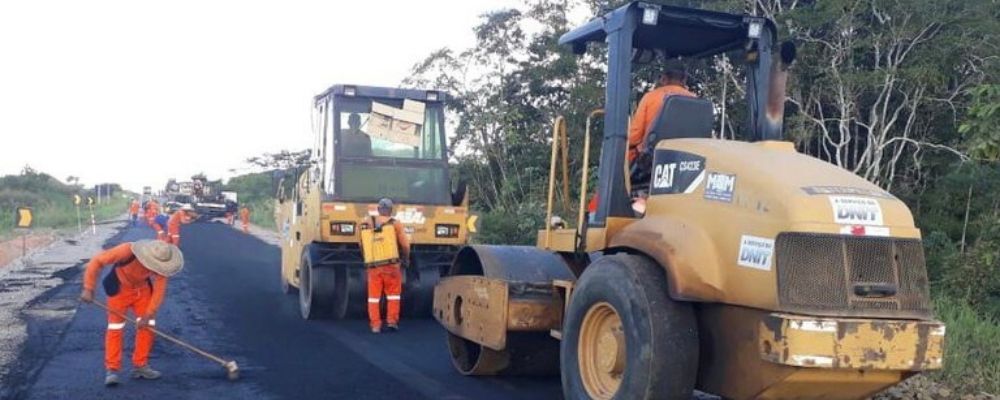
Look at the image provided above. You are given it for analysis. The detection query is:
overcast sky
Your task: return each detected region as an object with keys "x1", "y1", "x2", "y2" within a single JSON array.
[{"x1": 0, "y1": 0, "x2": 516, "y2": 192}]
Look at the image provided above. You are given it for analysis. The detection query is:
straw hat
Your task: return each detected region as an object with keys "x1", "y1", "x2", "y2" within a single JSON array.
[{"x1": 131, "y1": 240, "x2": 184, "y2": 277}]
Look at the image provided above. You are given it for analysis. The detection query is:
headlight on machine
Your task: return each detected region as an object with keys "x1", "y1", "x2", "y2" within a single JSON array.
[
  {"x1": 329, "y1": 221, "x2": 356, "y2": 236},
  {"x1": 435, "y1": 224, "x2": 460, "y2": 238}
]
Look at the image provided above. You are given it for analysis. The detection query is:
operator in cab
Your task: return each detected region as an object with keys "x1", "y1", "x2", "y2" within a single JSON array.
[
  {"x1": 627, "y1": 59, "x2": 697, "y2": 165},
  {"x1": 360, "y1": 198, "x2": 410, "y2": 333},
  {"x1": 342, "y1": 113, "x2": 373, "y2": 157},
  {"x1": 588, "y1": 59, "x2": 698, "y2": 217}
]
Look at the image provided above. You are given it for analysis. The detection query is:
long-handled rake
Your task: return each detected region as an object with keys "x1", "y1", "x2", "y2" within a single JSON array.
[{"x1": 91, "y1": 301, "x2": 240, "y2": 380}]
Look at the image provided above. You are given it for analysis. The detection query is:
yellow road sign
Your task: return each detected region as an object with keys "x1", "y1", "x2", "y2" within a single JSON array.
[
  {"x1": 467, "y1": 215, "x2": 479, "y2": 234},
  {"x1": 15, "y1": 207, "x2": 33, "y2": 228},
  {"x1": 87, "y1": 197, "x2": 95, "y2": 206},
  {"x1": 74, "y1": 194, "x2": 82, "y2": 205}
]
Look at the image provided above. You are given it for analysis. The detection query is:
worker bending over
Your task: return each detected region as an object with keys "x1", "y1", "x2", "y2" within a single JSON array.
[
  {"x1": 165, "y1": 204, "x2": 197, "y2": 246},
  {"x1": 361, "y1": 198, "x2": 410, "y2": 333},
  {"x1": 239, "y1": 206, "x2": 250, "y2": 233},
  {"x1": 79, "y1": 240, "x2": 184, "y2": 387},
  {"x1": 152, "y1": 214, "x2": 169, "y2": 242}
]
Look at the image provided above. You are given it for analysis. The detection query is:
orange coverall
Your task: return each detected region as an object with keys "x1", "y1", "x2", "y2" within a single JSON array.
[
  {"x1": 83, "y1": 243, "x2": 168, "y2": 372},
  {"x1": 144, "y1": 201, "x2": 159, "y2": 226},
  {"x1": 367, "y1": 217, "x2": 410, "y2": 330},
  {"x1": 166, "y1": 211, "x2": 192, "y2": 246},
  {"x1": 129, "y1": 201, "x2": 140, "y2": 226},
  {"x1": 626, "y1": 84, "x2": 696, "y2": 162},
  {"x1": 239, "y1": 207, "x2": 250, "y2": 233}
]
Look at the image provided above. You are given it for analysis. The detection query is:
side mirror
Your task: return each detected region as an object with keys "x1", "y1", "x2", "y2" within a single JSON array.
[{"x1": 451, "y1": 180, "x2": 468, "y2": 207}]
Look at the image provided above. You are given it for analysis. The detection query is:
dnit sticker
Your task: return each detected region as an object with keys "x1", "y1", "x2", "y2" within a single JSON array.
[
  {"x1": 738, "y1": 235, "x2": 775, "y2": 271},
  {"x1": 704, "y1": 172, "x2": 735, "y2": 202},
  {"x1": 829, "y1": 196, "x2": 883, "y2": 226},
  {"x1": 650, "y1": 150, "x2": 705, "y2": 195}
]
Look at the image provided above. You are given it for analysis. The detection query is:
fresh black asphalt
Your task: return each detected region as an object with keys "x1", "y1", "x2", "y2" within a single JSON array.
[{"x1": 6, "y1": 221, "x2": 562, "y2": 399}]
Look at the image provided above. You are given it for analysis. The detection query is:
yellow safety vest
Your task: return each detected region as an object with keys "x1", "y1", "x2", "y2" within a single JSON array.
[{"x1": 360, "y1": 217, "x2": 401, "y2": 267}]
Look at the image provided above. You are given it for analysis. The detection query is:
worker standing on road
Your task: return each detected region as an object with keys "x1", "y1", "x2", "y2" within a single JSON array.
[
  {"x1": 165, "y1": 204, "x2": 197, "y2": 246},
  {"x1": 144, "y1": 200, "x2": 160, "y2": 227},
  {"x1": 362, "y1": 198, "x2": 410, "y2": 333},
  {"x1": 239, "y1": 206, "x2": 250, "y2": 234},
  {"x1": 79, "y1": 240, "x2": 184, "y2": 387},
  {"x1": 128, "y1": 199, "x2": 140, "y2": 227}
]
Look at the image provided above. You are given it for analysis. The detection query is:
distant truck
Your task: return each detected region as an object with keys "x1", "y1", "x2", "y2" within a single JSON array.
[
  {"x1": 190, "y1": 176, "x2": 236, "y2": 220},
  {"x1": 164, "y1": 176, "x2": 238, "y2": 220}
]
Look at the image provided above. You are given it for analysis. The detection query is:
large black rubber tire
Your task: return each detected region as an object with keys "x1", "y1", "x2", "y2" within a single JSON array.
[
  {"x1": 561, "y1": 254, "x2": 698, "y2": 400},
  {"x1": 329, "y1": 265, "x2": 351, "y2": 319},
  {"x1": 298, "y1": 246, "x2": 336, "y2": 320}
]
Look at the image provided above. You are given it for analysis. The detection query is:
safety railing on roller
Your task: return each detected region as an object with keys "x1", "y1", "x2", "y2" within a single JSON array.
[{"x1": 543, "y1": 109, "x2": 604, "y2": 253}]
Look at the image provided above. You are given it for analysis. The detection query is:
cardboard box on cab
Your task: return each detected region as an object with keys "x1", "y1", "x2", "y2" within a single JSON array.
[{"x1": 369, "y1": 100, "x2": 425, "y2": 146}]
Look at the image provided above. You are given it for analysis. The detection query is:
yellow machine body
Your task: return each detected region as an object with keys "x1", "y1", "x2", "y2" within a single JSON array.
[
  {"x1": 434, "y1": 139, "x2": 944, "y2": 399},
  {"x1": 276, "y1": 172, "x2": 472, "y2": 291}
]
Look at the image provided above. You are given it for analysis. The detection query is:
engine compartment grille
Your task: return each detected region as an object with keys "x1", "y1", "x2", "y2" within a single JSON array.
[{"x1": 775, "y1": 233, "x2": 931, "y2": 319}]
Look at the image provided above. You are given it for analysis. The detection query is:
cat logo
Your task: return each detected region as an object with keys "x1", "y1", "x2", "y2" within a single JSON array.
[{"x1": 653, "y1": 163, "x2": 677, "y2": 190}]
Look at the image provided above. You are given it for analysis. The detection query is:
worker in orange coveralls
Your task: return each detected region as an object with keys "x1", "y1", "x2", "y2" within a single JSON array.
[
  {"x1": 128, "y1": 199, "x2": 140, "y2": 227},
  {"x1": 79, "y1": 240, "x2": 184, "y2": 387},
  {"x1": 366, "y1": 198, "x2": 410, "y2": 333},
  {"x1": 144, "y1": 200, "x2": 159, "y2": 226},
  {"x1": 239, "y1": 206, "x2": 250, "y2": 233},
  {"x1": 626, "y1": 59, "x2": 697, "y2": 164},
  {"x1": 165, "y1": 204, "x2": 197, "y2": 246}
]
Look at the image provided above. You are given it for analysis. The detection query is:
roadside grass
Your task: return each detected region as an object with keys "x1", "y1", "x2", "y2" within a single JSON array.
[
  {"x1": 0, "y1": 195, "x2": 128, "y2": 240},
  {"x1": 246, "y1": 199, "x2": 275, "y2": 229},
  {"x1": 928, "y1": 296, "x2": 1000, "y2": 395}
]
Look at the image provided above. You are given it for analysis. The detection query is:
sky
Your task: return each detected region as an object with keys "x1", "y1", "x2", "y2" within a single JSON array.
[{"x1": 0, "y1": 0, "x2": 516, "y2": 192}]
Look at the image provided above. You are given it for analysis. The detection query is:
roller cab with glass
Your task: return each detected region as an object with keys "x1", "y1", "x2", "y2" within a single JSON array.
[
  {"x1": 276, "y1": 84, "x2": 473, "y2": 320},
  {"x1": 432, "y1": 3, "x2": 944, "y2": 399}
]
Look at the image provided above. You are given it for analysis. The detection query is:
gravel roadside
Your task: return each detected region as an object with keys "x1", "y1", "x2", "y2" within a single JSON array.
[{"x1": 0, "y1": 215, "x2": 127, "y2": 391}]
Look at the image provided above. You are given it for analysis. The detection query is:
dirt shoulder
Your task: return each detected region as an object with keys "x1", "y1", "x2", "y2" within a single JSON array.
[
  {"x1": 0, "y1": 233, "x2": 58, "y2": 269},
  {"x1": 0, "y1": 215, "x2": 127, "y2": 387}
]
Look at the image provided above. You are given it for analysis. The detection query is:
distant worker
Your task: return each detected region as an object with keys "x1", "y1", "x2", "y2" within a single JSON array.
[
  {"x1": 128, "y1": 199, "x2": 140, "y2": 227},
  {"x1": 342, "y1": 113, "x2": 372, "y2": 157},
  {"x1": 627, "y1": 59, "x2": 697, "y2": 164},
  {"x1": 361, "y1": 198, "x2": 410, "y2": 333},
  {"x1": 144, "y1": 200, "x2": 160, "y2": 226},
  {"x1": 79, "y1": 240, "x2": 184, "y2": 387},
  {"x1": 239, "y1": 206, "x2": 250, "y2": 234},
  {"x1": 166, "y1": 204, "x2": 197, "y2": 246}
]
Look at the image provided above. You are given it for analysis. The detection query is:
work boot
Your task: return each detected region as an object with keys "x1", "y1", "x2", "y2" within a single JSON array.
[
  {"x1": 130, "y1": 365, "x2": 162, "y2": 380},
  {"x1": 386, "y1": 322, "x2": 399, "y2": 332},
  {"x1": 371, "y1": 326, "x2": 381, "y2": 334},
  {"x1": 105, "y1": 370, "x2": 121, "y2": 387}
]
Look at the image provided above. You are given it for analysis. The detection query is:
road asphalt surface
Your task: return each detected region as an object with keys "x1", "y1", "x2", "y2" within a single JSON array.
[{"x1": 4, "y1": 221, "x2": 563, "y2": 400}]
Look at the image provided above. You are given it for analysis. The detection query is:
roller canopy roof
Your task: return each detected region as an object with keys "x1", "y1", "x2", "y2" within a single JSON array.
[{"x1": 558, "y1": 1, "x2": 775, "y2": 58}]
